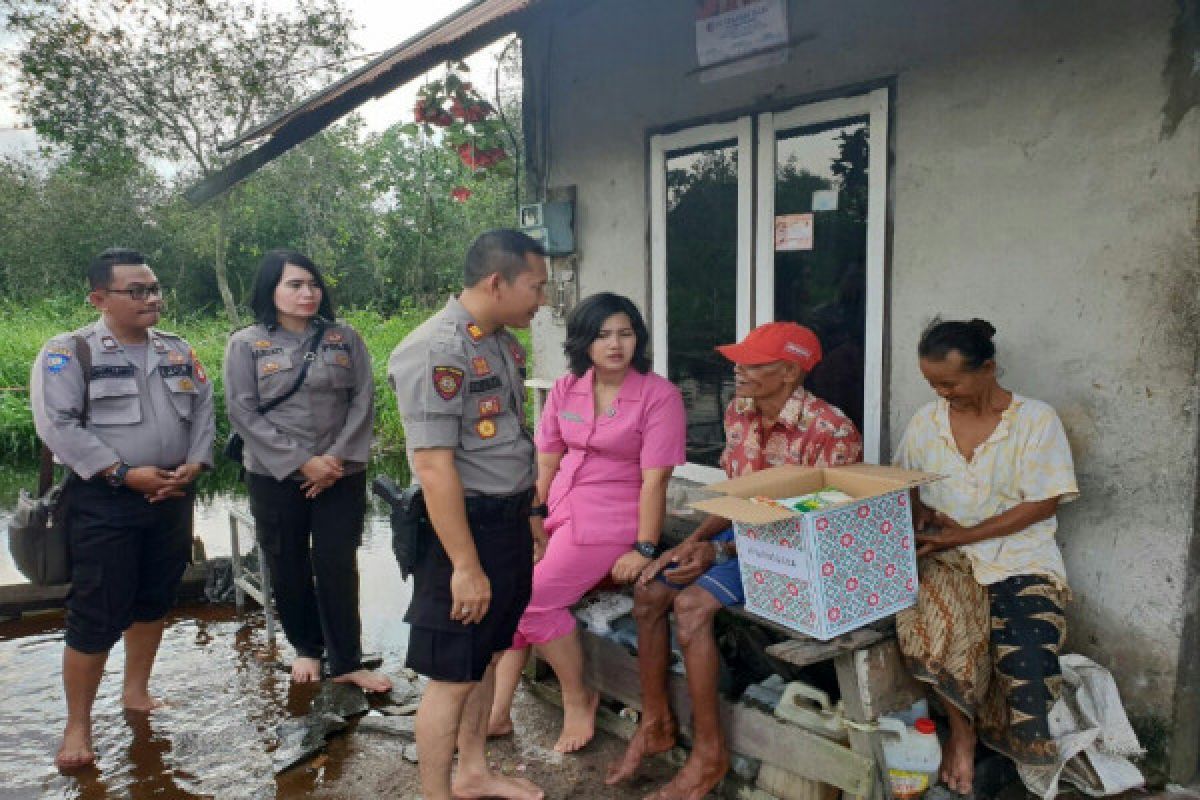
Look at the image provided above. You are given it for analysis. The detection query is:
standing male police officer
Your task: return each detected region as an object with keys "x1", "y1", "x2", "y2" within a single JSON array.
[
  {"x1": 30, "y1": 248, "x2": 215, "y2": 771},
  {"x1": 389, "y1": 230, "x2": 548, "y2": 800}
]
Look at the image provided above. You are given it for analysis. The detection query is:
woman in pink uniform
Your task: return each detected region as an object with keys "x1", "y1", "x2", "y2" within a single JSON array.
[{"x1": 488, "y1": 292, "x2": 686, "y2": 753}]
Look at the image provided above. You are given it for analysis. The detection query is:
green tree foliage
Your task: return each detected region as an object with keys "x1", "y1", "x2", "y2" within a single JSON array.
[
  {"x1": 0, "y1": 151, "x2": 167, "y2": 297},
  {"x1": 6, "y1": 0, "x2": 358, "y2": 323},
  {"x1": 0, "y1": 117, "x2": 521, "y2": 313},
  {"x1": 0, "y1": 9, "x2": 524, "y2": 316}
]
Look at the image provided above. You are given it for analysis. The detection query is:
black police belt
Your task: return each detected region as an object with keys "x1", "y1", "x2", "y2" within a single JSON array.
[{"x1": 463, "y1": 488, "x2": 535, "y2": 522}]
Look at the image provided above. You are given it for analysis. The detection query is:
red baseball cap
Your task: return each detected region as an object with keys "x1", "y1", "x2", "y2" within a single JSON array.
[{"x1": 715, "y1": 321, "x2": 823, "y2": 371}]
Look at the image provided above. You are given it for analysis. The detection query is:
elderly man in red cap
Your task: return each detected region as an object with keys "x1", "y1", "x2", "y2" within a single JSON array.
[{"x1": 606, "y1": 322, "x2": 862, "y2": 800}]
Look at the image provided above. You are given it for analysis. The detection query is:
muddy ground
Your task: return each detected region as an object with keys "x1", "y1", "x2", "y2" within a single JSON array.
[{"x1": 282, "y1": 683, "x2": 677, "y2": 800}]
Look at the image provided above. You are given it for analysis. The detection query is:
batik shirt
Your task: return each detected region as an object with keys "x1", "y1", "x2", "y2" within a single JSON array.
[
  {"x1": 893, "y1": 394, "x2": 1079, "y2": 587},
  {"x1": 719, "y1": 386, "x2": 862, "y2": 477}
]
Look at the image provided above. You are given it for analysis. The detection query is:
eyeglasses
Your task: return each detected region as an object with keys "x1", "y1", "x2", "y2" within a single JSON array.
[{"x1": 104, "y1": 284, "x2": 162, "y2": 301}]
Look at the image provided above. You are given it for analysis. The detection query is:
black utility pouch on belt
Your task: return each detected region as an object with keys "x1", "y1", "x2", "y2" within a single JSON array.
[{"x1": 371, "y1": 475, "x2": 428, "y2": 579}]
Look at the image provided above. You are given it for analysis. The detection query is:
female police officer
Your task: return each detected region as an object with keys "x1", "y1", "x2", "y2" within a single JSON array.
[{"x1": 225, "y1": 249, "x2": 390, "y2": 692}]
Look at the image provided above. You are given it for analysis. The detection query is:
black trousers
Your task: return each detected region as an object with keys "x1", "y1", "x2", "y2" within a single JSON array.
[
  {"x1": 66, "y1": 479, "x2": 193, "y2": 654},
  {"x1": 245, "y1": 470, "x2": 367, "y2": 677}
]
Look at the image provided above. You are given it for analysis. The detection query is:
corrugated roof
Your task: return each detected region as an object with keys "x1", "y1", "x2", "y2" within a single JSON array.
[
  {"x1": 221, "y1": 0, "x2": 531, "y2": 150},
  {"x1": 186, "y1": 0, "x2": 532, "y2": 204}
]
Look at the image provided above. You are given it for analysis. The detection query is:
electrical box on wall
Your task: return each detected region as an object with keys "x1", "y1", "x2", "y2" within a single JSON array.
[{"x1": 519, "y1": 201, "x2": 575, "y2": 256}]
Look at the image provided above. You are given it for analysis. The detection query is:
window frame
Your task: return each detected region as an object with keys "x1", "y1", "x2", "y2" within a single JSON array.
[{"x1": 648, "y1": 88, "x2": 889, "y2": 483}]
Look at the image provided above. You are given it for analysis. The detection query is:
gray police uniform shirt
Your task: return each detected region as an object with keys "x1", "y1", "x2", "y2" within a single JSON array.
[
  {"x1": 388, "y1": 296, "x2": 534, "y2": 497},
  {"x1": 225, "y1": 320, "x2": 374, "y2": 481},
  {"x1": 31, "y1": 318, "x2": 216, "y2": 480}
]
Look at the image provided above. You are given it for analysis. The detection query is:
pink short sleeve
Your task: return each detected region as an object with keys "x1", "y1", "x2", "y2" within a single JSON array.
[
  {"x1": 534, "y1": 375, "x2": 569, "y2": 454},
  {"x1": 639, "y1": 375, "x2": 687, "y2": 469}
]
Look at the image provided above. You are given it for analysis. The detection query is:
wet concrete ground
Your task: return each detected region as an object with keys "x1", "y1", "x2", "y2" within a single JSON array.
[{"x1": 0, "y1": 495, "x2": 676, "y2": 799}]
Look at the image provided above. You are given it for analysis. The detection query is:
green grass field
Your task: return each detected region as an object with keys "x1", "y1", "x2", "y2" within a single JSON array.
[{"x1": 0, "y1": 300, "x2": 533, "y2": 501}]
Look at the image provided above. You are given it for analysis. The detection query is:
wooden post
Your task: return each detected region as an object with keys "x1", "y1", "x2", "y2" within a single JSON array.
[{"x1": 833, "y1": 639, "x2": 925, "y2": 800}]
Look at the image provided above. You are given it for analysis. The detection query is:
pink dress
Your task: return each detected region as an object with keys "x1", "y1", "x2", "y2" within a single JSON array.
[{"x1": 510, "y1": 368, "x2": 686, "y2": 647}]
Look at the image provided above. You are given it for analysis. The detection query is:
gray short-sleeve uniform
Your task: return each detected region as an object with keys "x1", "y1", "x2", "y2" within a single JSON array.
[
  {"x1": 31, "y1": 318, "x2": 216, "y2": 479},
  {"x1": 224, "y1": 320, "x2": 374, "y2": 481},
  {"x1": 388, "y1": 296, "x2": 534, "y2": 496}
]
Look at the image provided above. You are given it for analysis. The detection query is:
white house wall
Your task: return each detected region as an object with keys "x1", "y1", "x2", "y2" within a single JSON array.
[{"x1": 521, "y1": 0, "x2": 1200, "y2": 743}]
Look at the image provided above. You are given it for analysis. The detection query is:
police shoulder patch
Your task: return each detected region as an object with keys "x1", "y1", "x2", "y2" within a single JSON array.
[
  {"x1": 432, "y1": 366, "x2": 465, "y2": 400},
  {"x1": 44, "y1": 349, "x2": 72, "y2": 374}
]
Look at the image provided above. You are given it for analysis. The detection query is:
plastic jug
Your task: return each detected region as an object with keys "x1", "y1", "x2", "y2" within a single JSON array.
[
  {"x1": 774, "y1": 681, "x2": 849, "y2": 742},
  {"x1": 877, "y1": 716, "x2": 941, "y2": 800}
]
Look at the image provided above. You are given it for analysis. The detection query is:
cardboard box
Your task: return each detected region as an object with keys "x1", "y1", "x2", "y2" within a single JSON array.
[{"x1": 690, "y1": 464, "x2": 938, "y2": 641}]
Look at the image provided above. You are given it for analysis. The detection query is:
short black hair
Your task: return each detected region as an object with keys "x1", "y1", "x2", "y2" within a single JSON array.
[
  {"x1": 463, "y1": 229, "x2": 545, "y2": 287},
  {"x1": 563, "y1": 292, "x2": 652, "y2": 377},
  {"x1": 248, "y1": 248, "x2": 336, "y2": 326},
  {"x1": 918, "y1": 318, "x2": 997, "y2": 370},
  {"x1": 87, "y1": 247, "x2": 147, "y2": 290}
]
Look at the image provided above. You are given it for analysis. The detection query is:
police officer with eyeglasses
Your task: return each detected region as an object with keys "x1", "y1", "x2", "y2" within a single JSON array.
[{"x1": 30, "y1": 247, "x2": 214, "y2": 772}]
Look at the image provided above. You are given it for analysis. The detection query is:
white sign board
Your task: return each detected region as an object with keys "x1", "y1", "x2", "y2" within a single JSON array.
[{"x1": 695, "y1": 0, "x2": 788, "y2": 81}]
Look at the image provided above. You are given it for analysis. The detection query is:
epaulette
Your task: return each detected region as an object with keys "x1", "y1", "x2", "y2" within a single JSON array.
[
  {"x1": 68, "y1": 321, "x2": 100, "y2": 340},
  {"x1": 151, "y1": 327, "x2": 182, "y2": 340}
]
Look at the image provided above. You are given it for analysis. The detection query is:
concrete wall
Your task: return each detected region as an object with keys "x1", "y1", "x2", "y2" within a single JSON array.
[{"x1": 520, "y1": 0, "x2": 1200, "y2": 757}]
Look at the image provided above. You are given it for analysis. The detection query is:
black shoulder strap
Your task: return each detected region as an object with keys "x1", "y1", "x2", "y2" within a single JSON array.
[
  {"x1": 255, "y1": 321, "x2": 325, "y2": 415},
  {"x1": 37, "y1": 335, "x2": 92, "y2": 496}
]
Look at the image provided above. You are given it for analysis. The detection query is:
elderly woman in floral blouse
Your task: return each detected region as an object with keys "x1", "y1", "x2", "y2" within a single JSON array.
[{"x1": 894, "y1": 318, "x2": 1079, "y2": 795}]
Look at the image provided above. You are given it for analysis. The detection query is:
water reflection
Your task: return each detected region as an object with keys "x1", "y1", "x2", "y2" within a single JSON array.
[{"x1": 0, "y1": 492, "x2": 412, "y2": 799}]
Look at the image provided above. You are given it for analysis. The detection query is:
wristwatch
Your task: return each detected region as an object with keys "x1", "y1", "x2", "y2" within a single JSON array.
[
  {"x1": 106, "y1": 462, "x2": 130, "y2": 488},
  {"x1": 633, "y1": 541, "x2": 660, "y2": 559},
  {"x1": 711, "y1": 540, "x2": 732, "y2": 565},
  {"x1": 529, "y1": 503, "x2": 549, "y2": 519}
]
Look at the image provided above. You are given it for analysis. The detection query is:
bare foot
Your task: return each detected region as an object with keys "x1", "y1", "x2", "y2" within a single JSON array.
[
  {"x1": 453, "y1": 770, "x2": 545, "y2": 799},
  {"x1": 605, "y1": 716, "x2": 677, "y2": 785},
  {"x1": 291, "y1": 656, "x2": 322, "y2": 684},
  {"x1": 554, "y1": 690, "x2": 599, "y2": 753},
  {"x1": 122, "y1": 692, "x2": 166, "y2": 713},
  {"x1": 332, "y1": 669, "x2": 393, "y2": 693},
  {"x1": 55, "y1": 722, "x2": 95, "y2": 772},
  {"x1": 487, "y1": 714, "x2": 515, "y2": 738},
  {"x1": 644, "y1": 749, "x2": 729, "y2": 800},
  {"x1": 941, "y1": 723, "x2": 976, "y2": 795}
]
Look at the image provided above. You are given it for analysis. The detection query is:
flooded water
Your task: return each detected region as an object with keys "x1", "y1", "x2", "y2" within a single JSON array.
[{"x1": 0, "y1": 493, "x2": 414, "y2": 799}]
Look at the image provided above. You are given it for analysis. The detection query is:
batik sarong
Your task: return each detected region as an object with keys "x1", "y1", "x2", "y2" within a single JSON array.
[{"x1": 895, "y1": 550, "x2": 1069, "y2": 765}]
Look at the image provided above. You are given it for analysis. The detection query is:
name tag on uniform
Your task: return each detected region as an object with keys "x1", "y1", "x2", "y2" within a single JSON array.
[
  {"x1": 158, "y1": 364, "x2": 194, "y2": 378},
  {"x1": 469, "y1": 375, "x2": 503, "y2": 393},
  {"x1": 90, "y1": 365, "x2": 136, "y2": 379},
  {"x1": 561, "y1": 411, "x2": 584, "y2": 423}
]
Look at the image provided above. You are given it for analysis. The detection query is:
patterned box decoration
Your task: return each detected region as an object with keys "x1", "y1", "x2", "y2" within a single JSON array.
[{"x1": 735, "y1": 488, "x2": 918, "y2": 639}]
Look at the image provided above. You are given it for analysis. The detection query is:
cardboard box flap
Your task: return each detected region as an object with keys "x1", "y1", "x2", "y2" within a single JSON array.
[
  {"x1": 690, "y1": 463, "x2": 942, "y2": 523},
  {"x1": 701, "y1": 465, "x2": 827, "y2": 500},
  {"x1": 690, "y1": 495, "x2": 796, "y2": 524},
  {"x1": 825, "y1": 464, "x2": 941, "y2": 489}
]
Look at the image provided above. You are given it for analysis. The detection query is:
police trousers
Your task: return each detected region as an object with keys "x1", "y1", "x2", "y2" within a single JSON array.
[
  {"x1": 66, "y1": 479, "x2": 193, "y2": 654},
  {"x1": 405, "y1": 490, "x2": 534, "y2": 683},
  {"x1": 246, "y1": 470, "x2": 367, "y2": 677}
]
